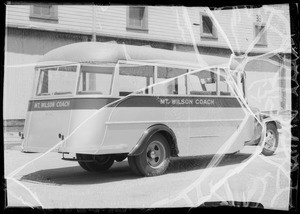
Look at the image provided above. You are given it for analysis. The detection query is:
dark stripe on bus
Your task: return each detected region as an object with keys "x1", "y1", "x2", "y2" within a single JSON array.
[
  {"x1": 27, "y1": 98, "x2": 118, "y2": 111},
  {"x1": 28, "y1": 96, "x2": 241, "y2": 111}
]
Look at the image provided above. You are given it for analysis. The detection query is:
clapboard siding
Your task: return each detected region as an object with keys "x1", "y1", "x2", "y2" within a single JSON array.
[
  {"x1": 6, "y1": 5, "x2": 29, "y2": 13},
  {"x1": 212, "y1": 5, "x2": 290, "y2": 52},
  {"x1": 6, "y1": 5, "x2": 30, "y2": 24},
  {"x1": 4, "y1": 28, "x2": 88, "y2": 120},
  {"x1": 214, "y1": 8, "x2": 254, "y2": 51},
  {"x1": 171, "y1": 8, "x2": 198, "y2": 44},
  {"x1": 4, "y1": 52, "x2": 39, "y2": 119},
  {"x1": 6, "y1": 5, "x2": 93, "y2": 33},
  {"x1": 96, "y1": 6, "x2": 125, "y2": 35},
  {"x1": 149, "y1": 7, "x2": 191, "y2": 42},
  {"x1": 6, "y1": 4, "x2": 291, "y2": 51}
]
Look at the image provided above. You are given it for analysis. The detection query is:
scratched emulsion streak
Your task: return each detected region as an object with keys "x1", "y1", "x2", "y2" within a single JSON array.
[
  {"x1": 150, "y1": 6, "x2": 293, "y2": 208},
  {"x1": 5, "y1": 5, "x2": 295, "y2": 209}
]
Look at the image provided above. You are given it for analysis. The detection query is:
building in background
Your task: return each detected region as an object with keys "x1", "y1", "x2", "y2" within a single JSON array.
[{"x1": 4, "y1": 4, "x2": 291, "y2": 126}]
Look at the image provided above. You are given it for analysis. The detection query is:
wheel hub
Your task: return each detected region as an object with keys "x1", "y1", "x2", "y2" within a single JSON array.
[
  {"x1": 146, "y1": 141, "x2": 166, "y2": 168},
  {"x1": 150, "y1": 151, "x2": 156, "y2": 159},
  {"x1": 264, "y1": 130, "x2": 275, "y2": 150}
]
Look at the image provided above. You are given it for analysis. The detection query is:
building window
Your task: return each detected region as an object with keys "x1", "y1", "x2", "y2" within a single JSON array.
[
  {"x1": 254, "y1": 24, "x2": 267, "y2": 46},
  {"x1": 30, "y1": 5, "x2": 58, "y2": 22},
  {"x1": 127, "y1": 6, "x2": 148, "y2": 32},
  {"x1": 200, "y1": 13, "x2": 217, "y2": 40}
]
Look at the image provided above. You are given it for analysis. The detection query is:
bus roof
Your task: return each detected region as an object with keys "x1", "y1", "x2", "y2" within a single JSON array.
[{"x1": 37, "y1": 42, "x2": 237, "y2": 69}]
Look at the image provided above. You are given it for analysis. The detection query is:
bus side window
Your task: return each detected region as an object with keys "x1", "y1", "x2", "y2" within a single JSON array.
[
  {"x1": 155, "y1": 67, "x2": 187, "y2": 95},
  {"x1": 118, "y1": 65, "x2": 154, "y2": 96},
  {"x1": 77, "y1": 66, "x2": 114, "y2": 95},
  {"x1": 188, "y1": 70, "x2": 217, "y2": 96}
]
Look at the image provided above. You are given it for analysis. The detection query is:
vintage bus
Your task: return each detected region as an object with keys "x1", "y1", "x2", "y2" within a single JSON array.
[{"x1": 21, "y1": 42, "x2": 280, "y2": 176}]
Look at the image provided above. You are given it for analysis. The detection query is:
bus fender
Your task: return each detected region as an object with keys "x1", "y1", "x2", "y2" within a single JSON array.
[
  {"x1": 262, "y1": 116, "x2": 282, "y2": 130},
  {"x1": 255, "y1": 117, "x2": 281, "y2": 145},
  {"x1": 247, "y1": 114, "x2": 281, "y2": 145},
  {"x1": 128, "y1": 124, "x2": 178, "y2": 157}
]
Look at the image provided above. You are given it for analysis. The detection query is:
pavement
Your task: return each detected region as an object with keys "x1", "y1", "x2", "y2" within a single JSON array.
[
  {"x1": 4, "y1": 138, "x2": 291, "y2": 209},
  {"x1": 3, "y1": 116, "x2": 292, "y2": 209},
  {"x1": 4, "y1": 112, "x2": 291, "y2": 210}
]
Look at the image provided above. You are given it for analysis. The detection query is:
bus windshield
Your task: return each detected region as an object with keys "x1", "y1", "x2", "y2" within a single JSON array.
[{"x1": 36, "y1": 65, "x2": 78, "y2": 96}]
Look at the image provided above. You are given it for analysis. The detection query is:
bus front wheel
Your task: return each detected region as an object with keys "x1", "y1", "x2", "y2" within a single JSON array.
[
  {"x1": 261, "y1": 123, "x2": 279, "y2": 156},
  {"x1": 128, "y1": 133, "x2": 170, "y2": 176}
]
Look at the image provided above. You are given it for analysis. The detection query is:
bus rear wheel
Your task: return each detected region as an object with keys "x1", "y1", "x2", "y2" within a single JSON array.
[
  {"x1": 128, "y1": 134, "x2": 170, "y2": 176},
  {"x1": 77, "y1": 154, "x2": 114, "y2": 172},
  {"x1": 76, "y1": 154, "x2": 91, "y2": 171}
]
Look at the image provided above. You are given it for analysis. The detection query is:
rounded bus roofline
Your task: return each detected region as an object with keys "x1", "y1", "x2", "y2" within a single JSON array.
[{"x1": 37, "y1": 42, "x2": 239, "y2": 70}]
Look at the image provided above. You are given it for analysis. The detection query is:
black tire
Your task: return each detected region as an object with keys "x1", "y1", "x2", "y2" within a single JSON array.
[
  {"x1": 76, "y1": 154, "x2": 91, "y2": 171},
  {"x1": 261, "y1": 123, "x2": 279, "y2": 156},
  {"x1": 77, "y1": 154, "x2": 115, "y2": 172},
  {"x1": 129, "y1": 133, "x2": 170, "y2": 177},
  {"x1": 128, "y1": 156, "x2": 143, "y2": 176},
  {"x1": 115, "y1": 154, "x2": 127, "y2": 162}
]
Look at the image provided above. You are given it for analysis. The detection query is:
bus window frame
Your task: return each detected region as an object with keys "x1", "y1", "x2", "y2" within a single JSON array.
[
  {"x1": 187, "y1": 68, "x2": 219, "y2": 97},
  {"x1": 155, "y1": 66, "x2": 188, "y2": 96},
  {"x1": 218, "y1": 68, "x2": 235, "y2": 97},
  {"x1": 118, "y1": 60, "x2": 238, "y2": 99},
  {"x1": 75, "y1": 63, "x2": 117, "y2": 97},
  {"x1": 33, "y1": 63, "x2": 80, "y2": 99},
  {"x1": 51, "y1": 59, "x2": 241, "y2": 100},
  {"x1": 116, "y1": 61, "x2": 156, "y2": 97},
  {"x1": 118, "y1": 60, "x2": 195, "y2": 97}
]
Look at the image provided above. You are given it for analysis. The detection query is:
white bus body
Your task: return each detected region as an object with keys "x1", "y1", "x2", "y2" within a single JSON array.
[{"x1": 21, "y1": 42, "x2": 280, "y2": 176}]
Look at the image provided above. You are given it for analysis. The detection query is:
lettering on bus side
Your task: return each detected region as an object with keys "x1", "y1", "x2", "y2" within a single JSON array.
[
  {"x1": 158, "y1": 98, "x2": 215, "y2": 106},
  {"x1": 30, "y1": 100, "x2": 71, "y2": 111},
  {"x1": 117, "y1": 96, "x2": 239, "y2": 108},
  {"x1": 56, "y1": 101, "x2": 71, "y2": 108}
]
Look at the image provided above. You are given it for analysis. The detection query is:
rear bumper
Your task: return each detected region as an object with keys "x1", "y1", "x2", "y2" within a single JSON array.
[
  {"x1": 60, "y1": 144, "x2": 129, "y2": 154},
  {"x1": 22, "y1": 144, "x2": 129, "y2": 155}
]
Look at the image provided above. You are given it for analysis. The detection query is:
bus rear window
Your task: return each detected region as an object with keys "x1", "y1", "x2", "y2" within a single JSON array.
[
  {"x1": 36, "y1": 65, "x2": 77, "y2": 96},
  {"x1": 77, "y1": 65, "x2": 114, "y2": 95}
]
